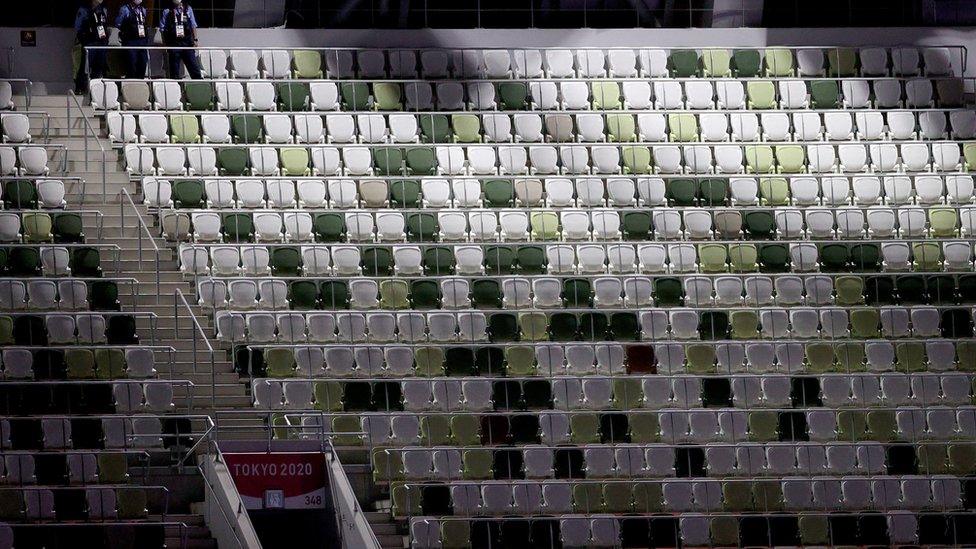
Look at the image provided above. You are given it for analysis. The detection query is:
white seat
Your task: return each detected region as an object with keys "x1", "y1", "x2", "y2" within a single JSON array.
[
  {"x1": 653, "y1": 81, "x2": 683, "y2": 109},
  {"x1": 729, "y1": 112, "x2": 759, "y2": 141},
  {"x1": 621, "y1": 81, "x2": 651, "y2": 110},
  {"x1": 778, "y1": 80, "x2": 808, "y2": 109},
  {"x1": 576, "y1": 49, "x2": 606, "y2": 78},
  {"x1": 684, "y1": 81, "x2": 714, "y2": 109},
  {"x1": 715, "y1": 81, "x2": 745, "y2": 109},
  {"x1": 873, "y1": 79, "x2": 903, "y2": 108},
  {"x1": 246, "y1": 82, "x2": 276, "y2": 111},
  {"x1": 842, "y1": 80, "x2": 871, "y2": 108},
  {"x1": 152, "y1": 81, "x2": 182, "y2": 110},
  {"x1": 794, "y1": 112, "x2": 823, "y2": 141}
]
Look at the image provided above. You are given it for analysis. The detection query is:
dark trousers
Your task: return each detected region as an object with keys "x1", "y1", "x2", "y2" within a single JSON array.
[
  {"x1": 75, "y1": 47, "x2": 107, "y2": 93},
  {"x1": 167, "y1": 48, "x2": 202, "y2": 79},
  {"x1": 122, "y1": 42, "x2": 150, "y2": 77}
]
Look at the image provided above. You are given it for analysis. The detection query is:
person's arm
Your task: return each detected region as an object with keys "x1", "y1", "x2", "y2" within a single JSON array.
[
  {"x1": 188, "y1": 7, "x2": 199, "y2": 43},
  {"x1": 114, "y1": 6, "x2": 128, "y2": 29},
  {"x1": 158, "y1": 9, "x2": 168, "y2": 44},
  {"x1": 74, "y1": 8, "x2": 87, "y2": 40}
]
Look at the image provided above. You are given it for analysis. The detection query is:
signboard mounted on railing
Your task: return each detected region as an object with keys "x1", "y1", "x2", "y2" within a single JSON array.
[{"x1": 224, "y1": 452, "x2": 326, "y2": 510}]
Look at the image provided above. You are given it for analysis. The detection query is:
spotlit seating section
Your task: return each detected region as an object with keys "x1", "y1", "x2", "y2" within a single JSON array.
[{"x1": 96, "y1": 46, "x2": 976, "y2": 547}]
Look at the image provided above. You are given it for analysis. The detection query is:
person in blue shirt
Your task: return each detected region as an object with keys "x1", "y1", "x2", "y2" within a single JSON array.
[
  {"x1": 115, "y1": 0, "x2": 151, "y2": 77},
  {"x1": 73, "y1": 0, "x2": 110, "y2": 94},
  {"x1": 159, "y1": 0, "x2": 202, "y2": 79}
]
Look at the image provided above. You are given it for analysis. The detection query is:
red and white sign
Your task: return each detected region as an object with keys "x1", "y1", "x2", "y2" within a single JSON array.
[{"x1": 224, "y1": 452, "x2": 326, "y2": 510}]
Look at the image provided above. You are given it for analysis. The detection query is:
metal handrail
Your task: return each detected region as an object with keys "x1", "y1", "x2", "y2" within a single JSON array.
[
  {"x1": 325, "y1": 440, "x2": 382, "y2": 549},
  {"x1": 67, "y1": 91, "x2": 105, "y2": 201},
  {"x1": 175, "y1": 289, "x2": 218, "y2": 408},
  {"x1": 120, "y1": 188, "x2": 162, "y2": 303}
]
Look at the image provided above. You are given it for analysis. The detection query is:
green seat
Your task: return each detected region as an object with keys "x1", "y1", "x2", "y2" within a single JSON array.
[
  {"x1": 371, "y1": 450, "x2": 403, "y2": 481},
  {"x1": 748, "y1": 411, "x2": 778, "y2": 441},
  {"x1": 965, "y1": 143, "x2": 976, "y2": 170},
  {"x1": 222, "y1": 213, "x2": 253, "y2": 242},
  {"x1": 391, "y1": 484, "x2": 420, "y2": 516},
  {"x1": 628, "y1": 413, "x2": 659, "y2": 443},
  {"x1": 389, "y1": 180, "x2": 421, "y2": 207},
  {"x1": 622, "y1": 212, "x2": 651, "y2": 239},
  {"x1": 722, "y1": 482, "x2": 753, "y2": 511},
  {"x1": 810, "y1": 80, "x2": 840, "y2": 108},
  {"x1": 746, "y1": 81, "x2": 776, "y2": 109},
  {"x1": 729, "y1": 243, "x2": 758, "y2": 272},
  {"x1": 52, "y1": 213, "x2": 84, "y2": 243},
  {"x1": 231, "y1": 114, "x2": 263, "y2": 143},
  {"x1": 484, "y1": 246, "x2": 516, "y2": 274},
  {"x1": 827, "y1": 48, "x2": 857, "y2": 76},
  {"x1": 313, "y1": 213, "x2": 344, "y2": 241},
  {"x1": 835, "y1": 276, "x2": 865, "y2": 305},
  {"x1": 452, "y1": 114, "x2": 481, "y2": 143},
  {"x1": 591, "y1": 81, "x2": 621, "y2": 110},
  {"x1": 498, "y1": 82, "x2": 527, "y2": 109},
  {"x1": 483, "y1": 179, "x2": 514, "y2": 207},
  {"x1": 488, "y1": 313, "x2": 519, "y2": 342},
  {"x1": 732, "y1": 49, "x2": 761, "y2": 77},
  {"x1": 2, "y1": 180, "x2": 36, "y2": 208},
  {"x1": 117, "y1": 489, "x2": 147, "y2": 519},
  {"x1": 420, "y1": 415, "x2": 451, "y2": 445},
  {"x1": 405, "y1": 147, "x2": 436, "y2": 175},
  {"x1": 573, "y1": 483, "x2": 603, "y2": 512},
  {"x1": 609, "y1": 312, "x2": 639, "y2": 341},
  {"x1": 602, "y1": 484, "x2": 633, "y2": 513},
  {"x1": 292, "y1": 50, "x2": 323, "y2": 78},
  {"x1": 698, "y1": 178, "x2": 728, "y2": 206},
  {"x1": 361, "y1": 247, "x2": 393, "y2": 275},
  {"x1": 851, "y1": 243, "x2": 880, "y2": 271},
  {"x1": 913, "y1": 242, "x2": 942, "y2": 271},
  {"x1": 701, "y1": 49, "x2": 731, "y2": 77},
  {"x1": 699, "y1": 243, "x2": 728, "y2": 273},
  {"x1": 288, "y1": 280, "x2": 318, "y2": 310},
  {"x1": 332, "y1": 416, "x2": 364, "y2": 446},
  {"x1": 280, "y1": 147, "x2": 310, "y2": 176},
  {"x1": 562, "y1": 278, "x2": 592, "y2": 307},
  {"x1": 730, "y1": 311, "x2": 759, "y2": 339},
  {"x1": 805, "y1": 343, "x2": 836, "y2": 373},
  {"x1": 743, "y1": 210, "x2": 774, "y2": 239},
  {"x1": 183, "y1": 82, "x2": 214, "y2": 110},
  {"x1": 896, "y1": 342, "x2": 926, "y2": 372},
  {"x1": 834, "y1": 343, "x2": 865, "y2": 371},
  {"x1": 930, "y1": 207, "x2": 959, "y2": 237},
  {"x1": 379, "y1": 280, "x2": 409, "y2": 309},
  {"x1": 949, "y1": 443, "x2": 976, "y2": 474},
  {"x1": 653, "y1": 278, "x2": 683, "y2": 306},
  {"x1": 504, "y1": 346, "x2": 536, "y2": 376},
  {"x1": 710, "y1": 516, "x2": 739, "y2": 546},
  {"x1": 836, "y1": 410, "x2": 868, "y2": 441},
  {"x1": 632, "y1": 483, "x2": 663, "y2": 512},
  {"x1": 579, "y1": 312, "x2": 609, "y2": 341},
  {"x1": 546, "y1": 312, "x2": 577, "y2": 341},
  {"x1": 866, "y1": 410, "x2": 897, "y2": 441},
  {"x1": 668, "y1": 49, "x2": 699, "y2": 77},
  {"x1": 850, "y1": 308, "x2": 880, "y2": 338},
  {"x1": 569, "y1": 413, "x2": 600, "y2": 443},
  {"x1": 265, "y1": 348, "x2": 296, "y2": 378},
  {"x1": 441, "y1": 521, "x2": 471, "y2": 549},
  {"x1": 419, "y1": 115, "x2": 450, "y2": 143},
  {"x1": 530, "y1": 211, "x2": 559, "y2": 240},
  {"x1": 423, "y1": 246, "x2": 454, "y2": 275},
  {"x1": 471, "y1": 279, "x2": 502, "y2": 308},
  {"x1": 918, "y1": 444, "x2": 950, "y2": 474},
  {"x1": 65, "y1": 349, "x2": 95, "y2": 379},
  {"x1": 820, "y1": 244, "x2": 850, "y2": 271},
  {"x1": 668, "y1": 113, "x2": 698, "y2": 142},
  {"x1": 22, "y1": 212, "x2": 52, "y2": 242},
  {"x1": 451, "y1": 415, "x2": 481, "y2": 445},
  {"x1": 98, "y1": 453, "x2": 128, "y2": 483},
  {"x1": 686, "y1": 344, "x2": 716, "y2": 373},
  {"x1": 515, "y1": 245, "x2": 546, "y2": 274},
  {"x1": 414, "y1": 347, "x2": 444, "y2": 376},
  {"x1": 775, "y1": 145, "x2": 805, "y2": 173},
  {"x1": 622, "y1": 146, "x2": 652, "y2": 174},
  {"x1": 374, "y1": 147, "x2": 404, "y2": 175},
  {"x1": 758, "y1": 177, "x2": 790, "y2": 205},
  {"x1": 169, "y1": 114, "x2": 200, "y2": 143},
  {"x1": 612, "y1": 378, "x2": 643, "y2": 410},
  {"x1": 270, "y1": 246, "x2": 301, "y2": 276},
  {"x1": 409, "y1": 280, "x2": 441, "y2": 309},
  {"x1": 94, "y1": 348, "x2": 125, "y2": 379},
  {"x1": 745, "y1": 145, "x2": 774, "y2": 173},
  {"x1": 798, "y1": 516, "x2": 829, "y2": 545},
  {"x1": 218, "y1": 148, "x2": 249, "y2": 176},
  {"x1": 70, "y1": 247, "x2": 101, "y2": 276},
  {"x1": 339, "y1": 82, "x2": 370, "y2": 110},
  {"x1": 172, "y1": 179, "x2": 205, "y2": 208},
  {"x1": 764, "y1": 48, "x2": 794, "y2": 76},
  {"x1": 666, "y1": 178, "x2": 697, "y2": 206},
  {"x1": 606, "y1": 114, "x2": 636, "y2": 142},
  {"x1": 462, "y1": 449, "x2": 492, "y2": 479},
  {"x1": 405, "y1": 213, "x2": 438, "y2": 241},
  {"x1": 313, "y1": 381, "x2": 343, "y2": 411},
  {"x1": 519, "y1": 312, "x2": 549, "y2": 341},
  {"x1": 0, "y1": 316, "x2": 12, "y2": 345}
]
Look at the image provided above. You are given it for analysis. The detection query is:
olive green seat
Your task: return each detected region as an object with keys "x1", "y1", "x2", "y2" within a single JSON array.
[
  {"x1": 169, "y1": 114, "x2": 200, "y2": 143},
  {"x1": 280, "y1": 147, "x2": 310, "y2": 176},
  {"x1": 461, "y1": 449, "x2": 492, "y2": 479},
  {"x1": 519, "y1": 312, "x2": 549, "y2": 341},
  {"x1": 606, "y1": 114, "x2": 636, "y2": 142},
  {"x1": 758, "y1": 177, "x2": 790, "y2": 205},
  {"x1": 98, "y1": 453, "x2": 128, "y2": 483},
  {"x1": 591, "y1": 81, "x2": 621, "y2": 110},
  {"x1": 569, "y1": 413, "x2": 600, "y2": 443},
  {"x1": 622, "y1": 146, "x2": 652, "y2": 174},
  {"x1": 729, "y1": 243, "x2": 758, "y2": 272},
  {"x1": 746, "y1": 81, "x2": 776, "y2": 109},
  {"x1": 414, "y1": 347, "x2": 445, "y2": 376},
  {"x1": 764, "y1": 48, "x2": 794, "y2": 76},
  {"x1": 371, "y1": 450, "x2": 403, "y2": 481},
  {"x1": 117, "y1": 489, "x2": 147, "y2": 519},
  {"x1": 313, "y1": 381, "x2": 343, "y2": 411},
  {"x1": 451, "y1": 114, "x2": 481, "y2": 143},
  {"x1": 775, "y1": 145, "x2": 806, "y2": 173},
  {"x1": 420, "y1": 415, "x2": 451, "y2": 445},
  {"x1": 451, "y1": 415, "x2": 481, "y2": 445},
  {"x1": 686, "y1": 344, "x2": 716, "y2": 374},
  {"x1": 265, "y1": 348, "x2": 296, "y2": 378},
  {"x1": 805, "y1": 343, "x2": 836, "y2": 373},
  {"x1": 22, "y1": 212, "x2": 52, "y2": 242},
  {"x1": 836, "y1": 410, "x2": 868, "y2": 441},
  {"x1": 530, "y1": 211, "x2": 559, "y2": 240},
  {"x1": 827, "y1": 48, "x2": 857, "y2": 76},
  {"x1": 66, "y1": 349, "x2": 96, "y2": 379},
  {"x1": 701, "y1": 49, "x2": 731, "y2": 77},
  {"x1": 748, "y1": 411, "x2": 778, "y2": 441},
  {"x1": 745, "y1": 145, "x2": 774, "y2": 173},
  {"x1": 292, "y1": 50, "x2": 324, "y2": 78},
  {"x1": 668, "y1": 113, "x2": 698, "y2": 142}
]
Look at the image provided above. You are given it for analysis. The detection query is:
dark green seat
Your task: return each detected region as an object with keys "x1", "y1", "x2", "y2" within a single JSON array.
[
  {"x1": 609, "y1": 313, "x2": 640, "y2": 341},
  {"x1": 549, "y1": 313, "x2": 579, "y2": 341},
  {"x1": 483, "y1": 179, "x2": 515, "y2": 207},
  {"x1": 423, "y1": 246, "x2": 454, "y2": 275},
  {"x1": 419, "y1": 115, "x2": 450, "y2": 143},
  {"x1": 896, "y1": 276, "x2": 925, "y2": 304},
  {"x1": 405, "y1": 213, "x2": 438, "y2": 241},
  {"x1": 172, "y1": 179, "x2": 205, "y2": 208},
  {"x1": 339, "y1": 82, "x2": 370, "y2": 110},
  {"x1": 668, "y1": 49, "x2": 700, "y2": 77},
  {"x1": 222, "y1": 213, "x2": 253, "y2": 242},
  {"x1": 497, "y1": 83, "x2": 527, "y2": 109},
  {"x1": 958, "y1": 274, "x2": 976, "y2": 303},
  {"x1": 445, "y1": 349, "x2": 475, "y2": 376},
  {"x1": 230, "y1": 114, "x2": 263, "y2": 143},
  {"x1": 389, "y1": 180, "x2": 421, "y2": 207},
  {"x1": 52, "y1": 213, "x2": 84, "y2": 243},
  {"x1": 320, "y1": 281, "x2": 349, "y2": 308},
  {"x1": 850, "y1": 243, "x2": 880, "y2": 271},
  {"x1": 515, "y1": 246, "x2": 546, "y2": 274},
  {"x1": 410, "y1": 280, "x2": 441, "y2": 309},
  {"x1": 562, "y1": 278, "x2": 593, "y2": 307},
  {"x1": 579, "y1": 313, "x2": 609, "y2": 341},
  {"x1": 810, "y1": 80, "x2": 840, "y2": 109},
  {"x1": 484, "y1": 246, "x2": 516, "y2": 274},
  {"x1": 488, "y1": 313, "x2": 519, "y2": 342},
  {"x1": 666, "y1": 178, "x2": 697, "y2": 206},
  {"x1": 698, "y1": 178, "x2": 728, "y2": 206},
  {"x1": 276, "y1": 82, "x2": 309, "y2": 111},
  {"x1": 820, "y1": 244, "x2": 850, "y2": 271},
  {"x1": 9, "y1": 247, "x2": 38, "y2": 276},
  {"x1": 653, "y1": 277, "x2": 683, "y2": 306},
  {"x1": 699, "y1": 311, "x2": 730, "y2": 340},
  {"x1": 864, "y1": 276, "x2": 896, "y2": 305},
  {"x1": 218, "y1": 148, "x2": 249, "y2": 176},
  {"x1": 374, "y1": 148, "x2": 404, "y2": 176},
  {"x1": 622, "y1": 212, "x2": 652, "y2": 239},
  {"x1": 927, "y1": 275, "x2": 956, "y2": 304},
  {"x1": 288, "y1": 280, "x2": 319, "y2": 310},
  {"x1": 342, "y1": 382, "x2": 372, "y2": 411},
  {"x1": 270, "y1": 247, "x2": 301, "y2": 276},
  {"x1": 472, "y1": 279, "x2": 503, "y2": 308},
  {"x1": 759, "y1": 244, "x2": 789, "y2": 273},
  {"x1": 13, "y1": 316, "x2": 46, "y2": 345},
  {"x1": 2, "y1": 180, "x2": 36, "y2": 208},
  {"x1": 361, "y1": 247, "x2": 393, "y2": 276},
  {"x1": 90, "y1": 281, "x2": 119, "y2": 310},
  {"x1": 312, "y1": 213, "x2": 345, "y2": 241},
  {"x1": 406, "y1": 148, "x2": 436, "y2": 175},
  {"x1": 107, "y1": 315, "x2": 138, "y2": 344},
  {"x1": 744, "y1": 211, "x2": 774, "y2": 239},
  {"x1": 183, "y1": 82, "x2": 214, "y2": 110},
  {"x1": 70, "y1": 247, "x2": 101, "y2": 277},
  {"x1": 732, "y1": 49, "x2": 762, "y2": 77}
]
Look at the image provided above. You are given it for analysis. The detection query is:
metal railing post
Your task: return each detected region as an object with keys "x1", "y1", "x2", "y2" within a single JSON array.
[{"x1": 175, "y1": 289, "x2": 218, "y2": 409}]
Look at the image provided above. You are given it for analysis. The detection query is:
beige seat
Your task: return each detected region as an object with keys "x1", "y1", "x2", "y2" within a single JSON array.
[
  {"x1": 514, "y1": 179, "x2": 544, "y2": 206},
  {"x1": 358, "y1": 180, "x2": 389, "y2": 208}
]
